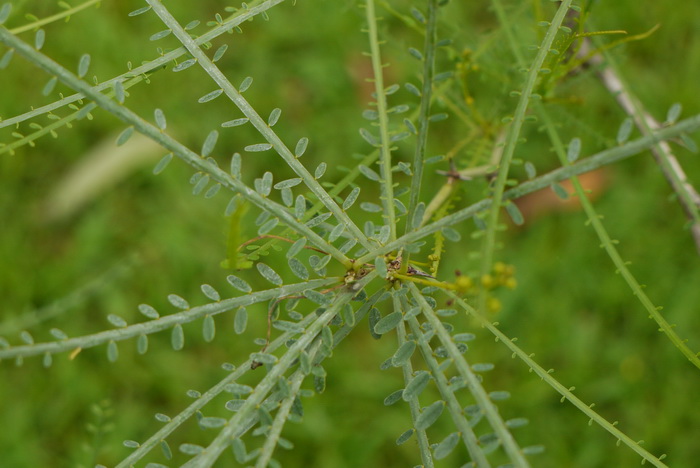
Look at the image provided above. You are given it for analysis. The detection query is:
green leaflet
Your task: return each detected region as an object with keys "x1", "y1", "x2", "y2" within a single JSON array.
[{"x1": 220, "y1": 200, "x2": 253, "y2": 270}]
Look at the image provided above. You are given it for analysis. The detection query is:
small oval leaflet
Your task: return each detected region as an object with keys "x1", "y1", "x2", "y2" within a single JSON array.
[
  {"x1": 396, "y1": 429, "x2": 414, "y2": 446},
  {"x1": 198, "y1": 89, "x2": 223, "y2": 103},
  {"x1": 245, "y1": 143, "x2": 273, "y2": 152},
  {"x1": 123, "y1": 440, "x2": 140, "y2": 448},
  {"x1": 154, "y1": 108, "x2": 166, "y2": 130},
  {"x1": 107, "y1": 314, "x2": 128, "y2": 328},
  {"x1": 391, "y1": 340, "x2": 416, "y2": 367},
  {"x1": 506, "y1": 417, "x2": 529, "y2": 428},
  {"x1": 42, "y1": 76, "x2": 58, "y2": 96},
  {"x1": 273, "y1": 320, "x2": 304, "y2": 333},
  {"x1": 567, "y1": 137, "x2": 582, "y2": 162},
  {"x1": 234, "y1": 308, "x2": 248, "y2": 334},
  {"x1": 415, "y1": 400, "x2": 445, "y2": 430},
  {"x1": 329, "y1": 223, "x2": 345, "y2": 242},
  {"x1": 227, "y1": 274, "x2": 252, "y2": 293},
  {"x1": 250, "y1": 352, "x2": 277, "y2": 365},
  {"x1": 161, "y1": 440, "x2": 173, "y2": 460},
  {"x1": 179, "y1": 443, "x2": 204, "y2": 455},
  {"x1": 77, "y1": 54, "x2": 91, "y2": 78},
  {"x1": 359, "y1": 164, "x2": 380, "y2": 181},
  {"x1": 239, "y1": 76, "x2": 253, "y2": 93},
  {"x1": 138, "y1": 303, "x2": 160, "y2": 319},
  {"x1": 505, "y1": 201, "x2": 524, "y2": 226},
  {"x1": 0, "y1": 49, "x2": 13, "y2": 69},
  {"x1": 149, "y1": 29, "x2": 172, "y2": 41},
  {"x1": 137, "y1": 334, "x2": 148, "y2": 354},
  {"x1": 268, "y1": 108, "x2": 282, "y2": 126},
  {"x1": 230, "y1": 152, "x2": 242, "y2": 178},
  {"x1": 202, "y1": 315, "x2": 216, "y2": 342},
  {"x1": 286, "y1": 237, "x2": 307, "y2": 259},
  {"x1": 666, "y1": 103, "x2": 682, "y2": 124},
  {"x1": 222, "y1": 117, "x2": 249, "y2": 127},
  {"x1": 204, "y1": 183, "x2": 221, "y2": 199},
  {"x1": 42, "y1": 353, "x2": 52, "y2": 368},
  {"x1": 360, "y1": 202, "x2": 382, "y2": 213},
  {"x1": 617, "y1": 118, "x2": 633, "y2": 145},
  {"x1": 359, "y1": 127, "x2": 378, "y2": 146},
  {"x1": 374, "y1": 257, "x2": 388, "y2": 278},
  {"x1": 274, "y1": 178, "x2": 302, "y2": 190},
  {"x1": 441, "y1": 227, "x2": 461, "y2": 242},
  {"x1": 20, "y1": 331, "x2": 34, "y2": 345},
  {"x1": 403, "y1": 371, "x2": 430, "y2": 401},
  {"x1": 172, "y1": 58, "x2": 197, "y2": 72},
  {"x1": 453, "y1": 332, "x2": 475, "y2": 342},
  {"x1": 343, "y1": 187, "x2": 361, "y2": 210},
  {"x1": 200, "y1": 284, "x2": 220, "y2": 301},
  {"x1": 192, "y1": 174, "x2": 210, "y2": 196},
  {"x1": 295, "y1": 195, "x2": 306, "y2": 219},
  {"x1": 116, "y1": 126, "x2": 134, "y2": 146},
  {"x1": 35, "y1": 29, "x2": 45, "y2": 50},
  {"x1": 213, "y1": 44, "x2": 228, "y2": 62},
  {"x1": 551, "y1": 182, "x2": 569, "y2": 200},
  {"x1": 295, "y1": 137, "x2": 309, "y2": 157},
  {"x1": 199, "y1": 417, "x2": 227, "y2": 429},
  {"x1": 288, "y1": 257, "x2": 309, "y2": 280},
  {"x1": 168, "y1": 293, "x2": 189, "y2": 310},
  {"x1": 434, "y1": 432, "x2": 460, "y2": 460},
  {"x1": 384, "y1": 389, "x2": 404, "y2": 406},
  {"x1": 171, "y1": 324, "x2": 185, "y2": 350},
  {"x1": 128, "y1": 5, "x2": 151, "y2": 16},
  {"x1": 303, "y1": 289, "x2": 331, "y2": 305},
  {"x1": 522, "y1": 445, "x2": 546, "y2": 455},
  {"x1": 408, "y1": 47, "x2": 423, "y2": 61},
  {"x1": 489, "y1": 390, "x2": 511, "y2": 401},
  {"x1": 257, "y1": 262, "x2": 283, "y2": 285},
  {"x1": 202, "y1": 130, "x2": 219, "y2": 156},
  {"x1": 524, "y1": 161, "x2": 537, "y2": 179},
  {"x1": 472, "y1": 362, "x2": 495, "y2": 372},
  {"x1": 373, "y1": 311, "x2": 402, "y2": 335},
  {"x1": 107, "y1": 340, "x2": 119, "y2": 362},
  {"x1": 314, "y1": 162, "x2": 327, "y2": 179},
  {"x1": 50, "y1": 328, "x2": 68, "y2": 340}
]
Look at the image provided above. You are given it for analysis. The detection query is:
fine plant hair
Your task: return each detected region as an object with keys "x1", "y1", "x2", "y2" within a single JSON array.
[{"x1": 1, "y1": 1, "x2": 699, "y2": 467}]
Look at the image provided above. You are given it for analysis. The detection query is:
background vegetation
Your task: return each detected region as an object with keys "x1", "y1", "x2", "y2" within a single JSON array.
[{"x1": 1, "y1": 0, "x2": 699, "y2": 467}]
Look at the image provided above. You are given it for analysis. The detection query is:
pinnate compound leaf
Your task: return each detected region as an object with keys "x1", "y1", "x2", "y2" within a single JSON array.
[
  {"x1": 415, "y1": 401, "x2": 445, "y2": 430},
  {"x1": 257, "y1": 263, "x2": 283, "y2": 285}
]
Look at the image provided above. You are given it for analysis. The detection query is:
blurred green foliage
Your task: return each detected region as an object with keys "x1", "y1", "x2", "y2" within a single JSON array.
[{"x1": 1, "y1": 0, "x2": 699, "y2": 467}]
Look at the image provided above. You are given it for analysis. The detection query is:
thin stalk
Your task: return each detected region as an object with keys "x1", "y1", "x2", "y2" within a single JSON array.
[
  {"x1": 0, "y1": 27, "x2": 352, "y2": 266},
  {"x1": 8, "y1": 0, "x2": 101, "y2": 34},
  {"x1": 404, "y1": 0, "x2": 438, "y2": 239},
  {"x1": 0, "y1": 0, "x2": 283, "y2": 129},
  {"x1": 478, "y1": 0, "x2": 573, "y2": 309},
  {"x1": 147, "y1": 0, "x2": 374, "y2": 253},
  {"x1": 391, "y1": 294, "x2": 435, "y2": 468},
  {"x1": 538, "y1": 107, "x2": 700, "y2": 370},
  {"x1": 354, "y1": 112, "x2": 700, "y2": 265},
  {"x1": 364, "y1": 0, "x2": 397, "y2": 242},
  {"x1": 408, "y1": 283, "x2": 529, "y2": 467},
  {"x1": 0, "y1": 279, "x2": 336, "y2": 361},
  {"x1": 445, "y1": 290, "x2": 669, "y2": 468}
]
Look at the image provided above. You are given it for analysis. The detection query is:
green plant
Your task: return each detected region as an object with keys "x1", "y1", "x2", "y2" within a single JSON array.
[{"x1": 1, "y1": 1, "x2": 699, "y2": 467}]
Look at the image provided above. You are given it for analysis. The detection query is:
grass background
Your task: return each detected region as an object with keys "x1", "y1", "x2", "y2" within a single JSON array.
[{"x1": 1, "y1": 0, "x2": 699, "y2": 466}]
